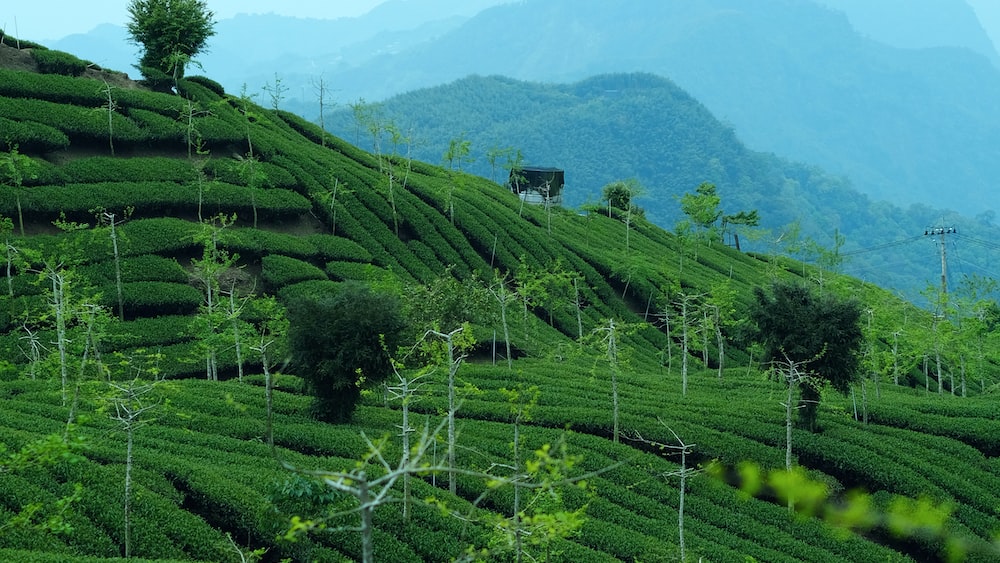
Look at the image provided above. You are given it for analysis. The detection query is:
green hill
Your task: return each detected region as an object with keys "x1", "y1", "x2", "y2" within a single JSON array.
[
  {"x1": 323, "y1": 72, "x2": 1000, "y2": 302},
  {"x1": 1, "y1": 40, "x2": 999, "y2": 562}
]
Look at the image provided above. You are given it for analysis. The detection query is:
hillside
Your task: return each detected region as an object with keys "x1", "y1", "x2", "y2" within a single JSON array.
[
  {"x1": 48, "y1": 1, "x2": 1000, "y2": 219},
  {"x1": 323, "y1": 72, "x2": 1000, "y2": 301},
  {"x1": 281, "y1": 0, "x2": 1000, "y2": 218},
  {"x1": 1, "y1": 40, "x2": 999, "y2": 562}
]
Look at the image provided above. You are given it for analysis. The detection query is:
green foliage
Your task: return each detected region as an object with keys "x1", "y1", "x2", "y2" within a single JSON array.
[
  {"x1": 307, "y1": 234, "x2": 371, "y2": 263},
  {"x1": 58, "y1": 157, "x2": 196, "y2": 184},
  {"x1": 110, "y1": 281, "x2": 203, "y2": 318},
  {"x1": 182, "y1": 75, "x2": 225, "y2": 97},
  {"x1": 30, "y1": 50, "x2": 90, "y2": 77},
  {"x1": 260, "y1": 255, "x2": 326, "y2": 292},
  {"x1": 0, "y1": 183, "x2": 309, "y2": 225},
  {"x1": 126, "y1": 0, "x2": 216, "y2": 82},
  {"x1": 0, "y1": 118, "x2": 70, "y2": 153},
  {"x1": 601, "y1": 179, "x2": 642, "y2": 215},
  {"x1": 286, "y1": 282, "x2": 406, "y2": 422},
  {"x1": 678, "y1": 181, "x2": 722, "y2": 235},
  {"x1": 750, "y1": 280, "x2": 864, "y2": 431}
]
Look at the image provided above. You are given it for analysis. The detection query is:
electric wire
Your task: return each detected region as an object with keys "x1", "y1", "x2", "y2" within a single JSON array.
[{"x1": 839, "y1": 234, "x2": 924, "y2": 257}]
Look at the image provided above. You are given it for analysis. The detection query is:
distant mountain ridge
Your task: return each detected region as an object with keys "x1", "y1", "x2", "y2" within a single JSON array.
[
  {"x1": 323, "y1": 71, "x2": 1000, "y2": 300},
  {"x1": 52, "y1": 0, "x2": 1000, "y2": 218},
  {"x1": 816, "y1": 0, "x2": 999, "y2": 66}
]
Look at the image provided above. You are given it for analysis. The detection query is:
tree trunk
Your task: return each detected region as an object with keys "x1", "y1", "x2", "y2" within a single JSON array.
[
  {"x1": 124, "y1": 424, "x2": 134, "y2": 559},
  {"x1": 110, "y1": 218, "x2": 124, "y2": 322},
  {"x1": 263, "y1": 349, "x2": 274, "y2": 452},
  {"x1": 447, "y1": 339, "x2": 457, "y2": 495},
  {"x1": 680, "y1": 300, "x2": 689, "y2": 396},
  {"x1": 359, "y1": 476, "x2": 374, "y2": 563}
]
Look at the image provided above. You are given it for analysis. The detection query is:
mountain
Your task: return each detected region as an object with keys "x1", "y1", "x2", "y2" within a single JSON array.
[
  {"x1": 282, "y1": 0, "x2": 1000, "y2": 218},
  {"x1": 815, "y1": 0, "x2": 1000, "y2": 66},
  {"x1": 2, "y1": 39, "x2": 1000, "y2": 562},
  {"x1": 323, "y1": 72, "x2": 1000, "y2": 301},
  {"x1": 53, "y1": 1, "x2": 1000, "y2": 217},
  {"x1": 51, "y1": 1, "x2": 511, "y2": 103}
]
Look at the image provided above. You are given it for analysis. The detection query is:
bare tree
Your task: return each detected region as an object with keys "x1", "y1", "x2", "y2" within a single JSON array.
[
  {"x1": 106, "y1": 369, "x2": 161, "y2": 559},
  {"x1": 769, "y1": 352, "x2": 820, "y2": 512},
  {"x1": 282, "y1": 419, "x2": 448, "y2": 563},
  {"x1": 487, "y1": 271, "x2": 518, "y2": 371},
  {"x1": 426, "y1": 326, "x2": 474, "y2": 495},
  {"x1": 593, "y1": 319, "x2": 623, "y2": 443},
  {"x1": 632, "y1": 422, "x2": 697, "y2": 563},
  {"x1": 98, "y1": 80, "x2": 117, "y2": 155},
  {"x1": 311, "y1": 75, "x2": 335, "y2": 147},
  {"x1": 384, "y1": 363, "x2": 429, "y2": 522}
]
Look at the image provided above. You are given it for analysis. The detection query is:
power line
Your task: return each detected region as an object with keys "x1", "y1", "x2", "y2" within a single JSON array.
[{"x1": 839, "y1": 235, "x2": 924, "y2": 257}]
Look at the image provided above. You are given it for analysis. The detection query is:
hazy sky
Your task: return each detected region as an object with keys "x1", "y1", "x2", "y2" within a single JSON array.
[
  {"x1": 4, "y1": 0, "x2": 385, "y2": 42},
  {"x1": 5, "y1": 0, "x2": 1000, "y2": 53}
]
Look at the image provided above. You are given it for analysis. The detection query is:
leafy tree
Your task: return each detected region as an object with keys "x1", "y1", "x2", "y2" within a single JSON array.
[
  {"x1": 189, "y1": 213, "x2": 238, "y2": 381},
  {"x1": 126, "y1": 0, "x2": 216, "y2": 83},
  {"x1": 286, "y1": 282, "x2": 405, "y2": 422},
  {"x1": 247, "y1": 296, "x2": 287, "y2": 451},
  {"x1": 601, "y1": 179, "x2": 646, "y2": 254},
  {"x1": 677, "y1": 181, "x2": 722, "y2": 237},
  {"x1": 749, "y1": 280, "x2": 863, "y2": 431},
  {"x1": 0, "y1": 144, "x2": 39, "y2": 236}
]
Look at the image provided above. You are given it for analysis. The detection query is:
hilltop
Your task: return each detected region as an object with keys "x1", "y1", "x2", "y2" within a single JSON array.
[{"x1": 1, "y1": 39, "x2": 999, "y2": 562}]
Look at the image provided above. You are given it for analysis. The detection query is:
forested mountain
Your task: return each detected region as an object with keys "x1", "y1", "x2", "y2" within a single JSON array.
[
  {"x1": 323, "y1": 72, "x2": 1000, "y2": 301},
  {"x1": 2, "y1": 35, "x2": 1000, "y2": 562},
  {"x1": 55, "y1": 0, "x2": 1000, "y2": 218},
  {"x1": 291, "y1": 0, "x2": 1000, "y2": 218}
]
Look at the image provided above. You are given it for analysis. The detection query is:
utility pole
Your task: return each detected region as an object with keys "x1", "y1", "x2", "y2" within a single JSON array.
[{"x1": 923, "y1": 227, "x2": 955, "y2": 294}]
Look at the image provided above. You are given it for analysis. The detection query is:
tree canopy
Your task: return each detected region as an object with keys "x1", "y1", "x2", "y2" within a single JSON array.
[
  {"x1": 286, "y1": 282, "x2": 406, "y2": 422},
  {"x1": 126, "y1": 0, "x2": 216, "y2": 83},
  {"x1": 749, "y1": 280, "x2": 863, "y2": 431}
]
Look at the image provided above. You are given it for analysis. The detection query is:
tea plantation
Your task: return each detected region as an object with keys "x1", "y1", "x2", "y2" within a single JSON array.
[{"x1": 0, "y1": 40, "x2": 998, "y2": 562}]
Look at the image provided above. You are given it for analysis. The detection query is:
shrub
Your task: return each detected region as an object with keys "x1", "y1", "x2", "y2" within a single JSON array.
[
  {"x1": 308, "y1": 235, "x2": 371, "y2": 262},
  {"x1": 106, "y1": 315, "x2": 194, "y2": 348},
  {"x1": 59, "y1": 157, "x2": 197, "y2": 184},
  {"x1": 277, "y1": 279, "x2": 341, "y2": 304},
  {"x1": 31, "y1": 49, "x2": 90, "y2": 76},
  {"x1": 120, "y1": 218, "x2": 200, "y2": 256},
  {"x1": 324, "y1": 261, "x2": 391, "y2": 283},
  {"x1": 181, "y1": 75, "x2": 225, "y2": 97},
  {"x1": 286, "y1": 282, "x2": 405, "y2": 422},
  {"x1": 261, "y1": 254, "x2": 327, "y2": 292},
  {"x1": 82, "y1": 255, "x2": 188, "y2": 285},
  {"x1": 111, "y1": 281, "x2": 203, "y2": 318},
  {"x1": 0, "y1": 117, "x2": 70, "y2": 153},
  {"x1": 128, "y1": 108, "x2": 184, "y2": 143},
  {"x1": 0, "y1": 68, "x2": 103, "y2": 105},
  {"x1": 221, "y1": 228, "x2": 317, "y2": 260}
]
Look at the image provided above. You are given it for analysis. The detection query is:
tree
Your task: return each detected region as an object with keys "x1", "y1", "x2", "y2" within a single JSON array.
[
  {"x1": 311, "y1": 75, "x2": 334, "y2": 147},
  {"x1": 189, "y1": 213, "x2": 238, "y2": 381},
  {"x1": 95, "y1": 208, "x2": 131, "y2": 321},
  {"x1": 631, "y1": 422, "x2": 697, "y2": 562},
  {"x1": 286, "y1": 282, "x2": 405, "y2": 422},
  {"x1": 424, "y1": 325, "x2": 476, "y2": 495},
  {"x1": 601, "y1": 179, "x2": 646, "y2": 254},
  {"x1": 0, "y1": 144, "x2": 38, "y2": 236},
  {"x1": 126, "y1": 0, "x2": 216, "y2": 83},
  {"x1": 104, "y1": 353, "x2": 163, "y2": 560},
  {"x1": 749, "y1": 281, "x2": 863, "y2": 431},
  {"x1": 247, "y1": 296, "x2": 287, "y2": 451},
  {"x1": 677, "y1": 181, "x2": 722, "y2": 238},
  {"x1": 98, "y1": 80, "x2": 118, "y2": 155}
]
